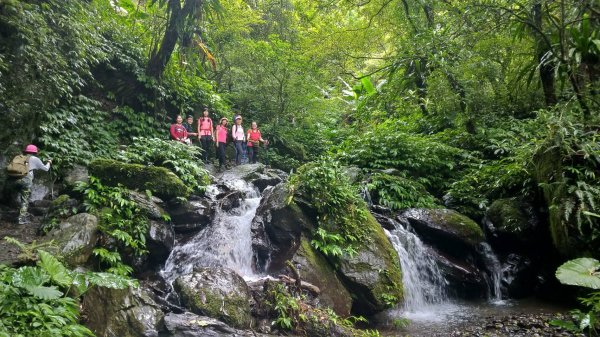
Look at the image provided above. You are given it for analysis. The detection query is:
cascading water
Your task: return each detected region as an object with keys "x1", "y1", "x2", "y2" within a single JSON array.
[
  {"x1": 478, "y1": 242, "x2": 504, "y2": 304},
  {"x1": 161, "y1": 173, "x2": 261, "y2": 283},
  {"x1": 385, "y1": 221, "x2": 448, "y2": 312}
]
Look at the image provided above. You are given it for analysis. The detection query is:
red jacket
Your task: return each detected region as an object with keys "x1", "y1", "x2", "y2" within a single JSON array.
[{"x1": 170, "y1": 123, "x2": 188, "y2": 140}]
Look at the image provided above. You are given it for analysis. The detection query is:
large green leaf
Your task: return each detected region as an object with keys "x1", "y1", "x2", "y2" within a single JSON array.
[
  {"x1": 37, "y1": 250, "x2": 72, "y2": 288},
  {"x1": 556, "y1": 258, "x2": 600, "y2": 289},
  {"x1": 25, "y1": 285, "x2": 63, "y2": 300}
]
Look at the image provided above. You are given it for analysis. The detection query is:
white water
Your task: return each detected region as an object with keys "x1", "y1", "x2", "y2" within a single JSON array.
[
  {"x1": 161, "y1": 177, "x2": 261, "y2": 283},
  {"x1": 385, "y1": 223, "x2": 448, "y2": 313},
  {"x1": 479, "y1": 242, "x2": 505, "y2": 304}
]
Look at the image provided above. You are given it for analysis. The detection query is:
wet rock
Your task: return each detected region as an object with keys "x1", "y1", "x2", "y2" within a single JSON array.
[
  {"x1": 29, "y1": 199, "x2": 52, "y2": 216},
  {"x1": 128, "y1": 190, "x2": 166, "y2": 221},
  {"x1": 43, "y1": 213, "x2": 98, "y2": 267},
  {"x1": 251, "y1": 183, "x2": 314, "y2": 272},
  {"x1": 63, "y1": 164, "x2": 89, "y2": 187},
  {"x1": 168, "y1": 198, "x2": 214, "y2": 234},
  {"x1": 146, "y1": 219, "x2": 174, "y2": 265},
  {"x1": 291, "y1": 236, "x2": 352, "y2": 316},
  {"x1": 335, "y1": 213, "x2": 403, "y2": 315},
  {"x1": 432, "y1": 249, "x2": 487, "y2": 298},
  {"x1": 30, "y1": 170, "x2": 55, "y2": 202},
  {"x1": 502, "y1": 254, "x2": 535, "y2": 298},
  {"x1": 83, "y1": 285, "x2": 164, "y2": 337},
  {"x1": 163, "y1": 312, "x2": 258, "y2": 337},
  {"x1": 484, "y1": 198, "x2": 542, "y2": 253},
  {"x1": 216, "y1": 190, "x2": 242, "y2": 212},
  {"x1": 174, "y1": 267, "x2": 252, "y2": 329},
  {"x1": 400, "y1": 208, "x2": 484, "y2": 257},
  {"x1": 251, "y1": 171, "x2": 283, "y2": 193}
]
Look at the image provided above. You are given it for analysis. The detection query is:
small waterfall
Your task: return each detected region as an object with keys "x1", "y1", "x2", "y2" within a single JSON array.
[
  {"x1": 385, "y1": 222, "x2": 448, "y2": 311},
  {"x1": 478, "y1": 242, "x2": 504, "y2": 303},
  {"x1": 161, "y1": 177, "x2": 261, "y2": 283}
]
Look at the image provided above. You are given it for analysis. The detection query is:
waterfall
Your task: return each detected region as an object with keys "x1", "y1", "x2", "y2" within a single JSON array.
[
  {"x1": 161, "y1": 176, "x2": 261, "y2": 283},
  {"x1": 478, "y1": 242, "x2": 504, "y2": 303},
  {"x1": 385, "y1": 222, "x2": 448, "y2": 311}
]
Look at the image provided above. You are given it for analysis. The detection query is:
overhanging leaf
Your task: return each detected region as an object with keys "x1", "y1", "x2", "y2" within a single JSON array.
[{"x1": 556, "y1": 258, "x2": 600, "y2": 289}]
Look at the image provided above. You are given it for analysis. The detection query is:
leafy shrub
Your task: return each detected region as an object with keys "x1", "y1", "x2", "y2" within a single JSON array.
[
  {"x1": 117, "y1": 137, "x2": 211, "y2": 193},
  {"x1": 551, "y1": 258, "x2": 600, "y2": 335},
  {"x1": 75, "y1": 176, "x2": 149, "y2": 275},
  {"x1": 287, "y1": 159, "x2": 369, "y2": 258},
  {"x1": 0, "y1": 248, "x2": 134, "y2": 337},
  {"x1": 367, "y1": 173, "x2": 439, "y2": 210}
]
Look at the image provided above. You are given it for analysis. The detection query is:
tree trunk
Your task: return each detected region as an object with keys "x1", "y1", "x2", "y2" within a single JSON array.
[
  {"x1": 146, "y1": 0, "x2": 182, "y2": 78},
  {"x1": 532, "y1": 2, "x2": 557, "y2": 106}
]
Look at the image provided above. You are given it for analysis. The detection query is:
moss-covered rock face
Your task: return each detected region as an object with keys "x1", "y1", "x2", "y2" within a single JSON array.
[
  {"x1": 173, "y1": 268, "x2": 252, "y2": 329},
  {"x1": 334, "y1": 213, "x2": 403, "y2": 315},
  {"x1": 82, "y1": 285, "x2": 164, "y2": 337},
  {"x1": 43, "y1": 213, "x2": 99, "y2": 267},
  {"x1": 292, "y1": 236, "x2": 353, "y2": 316},
  {"x1": 401, "y1": 208, "x2": 484, "y2": 252},
  {"x1": 486, "y1": 199, "x2": 532, "y2": 234},
  {"x1": 89, "y1": 159, "x2": 189, "y2": 200}
]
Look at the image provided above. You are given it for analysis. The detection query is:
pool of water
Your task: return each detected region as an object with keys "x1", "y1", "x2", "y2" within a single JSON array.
[{"x1": 374, "y1": 298, "x2": 569, "y2": 336}]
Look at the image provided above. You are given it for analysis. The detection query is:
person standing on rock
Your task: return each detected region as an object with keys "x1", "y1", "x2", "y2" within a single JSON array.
[
  {"x1": 170, "y1": 115, "x2": 190, "y2": 145},
  {"x1": 246, "y1": 121, "x2": 267, "y2": 164},
  {"x1": 232, "y1": 115, "x2": 245, "y2": 166},
  {"x1": 5, "y1": 144, "x2": 51, "y2": 224},
  {"x1": 183, "y1": 115, "x2": 198, "y2": 144},
  {"x1": 198, "y1": 108, "x2": 214, "y2": 163},
  {"x1": 215, "y1": 117, "x2": 229, "y2": 171}
]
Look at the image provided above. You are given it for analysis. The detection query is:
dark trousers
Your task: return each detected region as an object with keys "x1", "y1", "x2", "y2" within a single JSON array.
[
  {"x1": 248, "y1": 144, "x2": 259, "y2": 164},
  {"x1": 234, "y1": 140, "x2": 244, "y2": 165},
  {"x1": 217, "y1": 142, "x2": 227, "y2": 167},
  {"x1": 200, "y1": 135, "x2": 212, "y2": 162}
]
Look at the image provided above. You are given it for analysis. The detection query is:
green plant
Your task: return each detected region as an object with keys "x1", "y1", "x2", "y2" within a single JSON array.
[
  {"x1": 550, "y1": 258, "x2": 600, "y2": 335},
  {"x1": 367, "y1": 172, "x2": 439, "y2": 210},
  {"x1": 117, "y1": 137, "x2": 211, "y2": 193},
  {"x1": 0, "y1": 249, "x2": 134, "y2": 337},
  {"x1": 287, "y1": 160, "x2": 369, "y2": 258},
  {"x1": 75, "y1": 176, "x2": 149, "y2": 274}
]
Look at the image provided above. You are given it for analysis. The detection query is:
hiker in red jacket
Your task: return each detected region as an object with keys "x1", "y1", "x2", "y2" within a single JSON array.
[
  {"x1": 170, "y1": 115, "x2": 190, "y2": 145},
  {"x1": 246, "y1": 121, "x2": 267, "y2": 164}
]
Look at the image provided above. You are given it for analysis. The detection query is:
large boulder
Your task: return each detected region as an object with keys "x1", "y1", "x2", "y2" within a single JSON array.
[
  {"x1": 431, "y1": 249, "x2": 487, "y2": 298},
  {"x1": 30, "y1": 169, "x2": 54, "y2": 202},
  {"x1": 147, "y1": 220, "x2": 175, "y2": 265},
  {"x1": 128, "y1": 190, "x2": 166, "y2": 221},
  {"x1": 44, "y1": 213, "x2": 99, "y2": 266},
  {"x1": 292, "y1": 237, "x2": 352, "y2": 316},
  {"x1": 334, "y1": 213, "x2": 403, "y2": 315},
  {"x1": 251, "y1": 183, "x2": 314, "y2": 272},
  {"x1": 163, "y1": 312, "x2": 259, "y2": 337},
  {"x1": 168, "y1": 198, "x2": 214, "y2": 234},
  {"x1": 63, "y1": 164, "x2": 89, "y2": 187},
  {"x1": 173, "y1": 268, "x2": 252, "y2": 329},
  {"x1": 484, "y1": 198, "x2": 541, "y2": 253},
  {"x1": 89, "y1": 159, "x2": 189, "y2": 200},
  {"x1": 83, "y1": 285, "x2": 164, "y2": 337},
  {"x1": 400, "y1": 208, "x2": 484, "y2": 257}
]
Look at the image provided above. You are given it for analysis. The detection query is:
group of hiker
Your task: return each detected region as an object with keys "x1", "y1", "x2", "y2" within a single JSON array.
[{"x1": 170, "y1": 108, "x2": 268, "y2": 169}]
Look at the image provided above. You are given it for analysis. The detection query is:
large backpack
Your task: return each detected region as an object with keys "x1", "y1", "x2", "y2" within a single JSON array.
[{"x1": 6, "y1": 154, "x2": 31, "y2": 178}]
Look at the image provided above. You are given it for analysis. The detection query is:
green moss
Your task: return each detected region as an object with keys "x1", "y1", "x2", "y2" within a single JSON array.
[
  {"x1": 431, "y1": 209, "x2": 484, "y2": 244},
  {"x1": 487, "y1": 199, "x2": 530, "y2": 233},
  {"x1": 89, "y1": 159, "x2": 189, "y2": 200},
  {"x1": 51, "y1": 194, "x2": 71, "y2": 208}
]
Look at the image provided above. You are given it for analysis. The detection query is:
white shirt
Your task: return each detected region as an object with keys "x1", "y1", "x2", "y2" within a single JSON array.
[
  {"x1": 27, "y1": 156, "x2": 50, "y2": 179},
  {"x1": 232, "y1": 125, "x2": 245, "y2": 141}
]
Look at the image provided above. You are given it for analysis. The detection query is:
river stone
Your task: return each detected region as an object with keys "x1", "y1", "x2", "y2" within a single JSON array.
[
  {"x1": 43, "y1": 213, "x2": 98, "y2": 267},
  {"x1": 216, "y1": 190, "x2": 242, "y2": 212},
  {"x1": 432, "y1": 248, "x2": 487, "y2": 298},
  {"x1": 163, "y1": 312, "x2": 266, "y2": 337},
  {"x1": 400, "y1": 208, "x2": 484, "y2": 257},
  {"x1": 83, "y1": 285, "x2": 164, "y2": 337},
  {"x1": 292, "y1": 236, "x2": 352, "y2": 316},
  {"x1": 251, "y1": 183, "x2": 314, "y2": 272},
  {"x1": 147, "y1": 219, "x2": 174, "y2": 265},
  {"x1": 334, "y1": 213, "x2": 403, "y2": 315},
  {"x1": 63, "y1": 164, "x2": 89, "y2": 187},
  {"x1": 168, "y1": 198, "x2": 214, "y2": 233},
  {"x1": 484, "y1": 198, "x2": 541, "y2": 253},
  {"x1": 173, "y1": 267, "x2": 252, "y2": 329},
  {"x1": 128, "y1": 190, "x2": 166, "y2": 221}
]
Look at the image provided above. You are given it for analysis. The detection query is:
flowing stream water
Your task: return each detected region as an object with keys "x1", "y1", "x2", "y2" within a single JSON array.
[{"x1": 161, "y1": 172, "x2": 261, "y2": 283}]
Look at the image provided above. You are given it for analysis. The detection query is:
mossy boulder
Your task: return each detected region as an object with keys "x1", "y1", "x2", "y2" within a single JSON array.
[
  {"x1": 292, "y1": 236, "x2": 353, "y2": 316},
  {"x1": 400, "y1": 208, "x2": 484, "y2": 256},
  {"x1": 83, "y1": 285, "x2": 164, "y2": 337},
  {"x1": 174, "y1": 267, "x2": 252, "y2": 329},
  {"x1": 334, "y1": 213, "x2": 403, "y2": 315},
  {"x1": 43, "y1": 213, "x2": 99, "y2": 267},
  {"x1": 484, "y1": 198, "x2": 541, "y2": 253},
  {"x1": 89, "y1": 159, "x2": 189, "y2": 200},
  {"x1": 251, "y1": 183, "x2": 314, "y2": 272}
]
